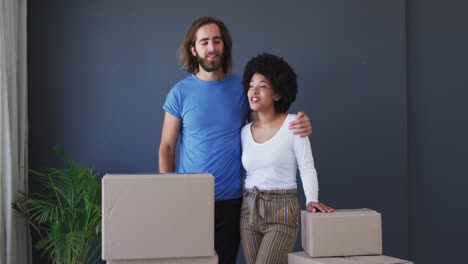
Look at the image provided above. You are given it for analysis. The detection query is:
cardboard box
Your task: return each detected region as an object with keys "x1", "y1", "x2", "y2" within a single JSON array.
[
  {"x1": 107, "y1": 254, "x2": 218, "y2": 264},
  {"x1": 301, "y1": 209, "x2": 382, "y2": 257},
  {"x1": 289, "y1": 251, "x2": 413, "y2": 264},
  {"x1": 347, "y1": 255, "x2": 413, "y2": 264},
  {"x1": 289, "y1": 251, "x2": 358, "y2": 264},
  {"x1": 102, "y1": 173, "x2": 215, "y2": 260}
]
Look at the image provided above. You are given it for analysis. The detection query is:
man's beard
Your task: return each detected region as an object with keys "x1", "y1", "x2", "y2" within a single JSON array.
[{"x1": 196, "y1": 52, "x2": 224, "y2": 72}]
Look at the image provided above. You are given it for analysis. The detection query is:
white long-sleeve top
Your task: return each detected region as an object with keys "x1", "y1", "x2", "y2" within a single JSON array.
[{"x1": 241, "y1": 114, "x2": 319, "y2": 205}]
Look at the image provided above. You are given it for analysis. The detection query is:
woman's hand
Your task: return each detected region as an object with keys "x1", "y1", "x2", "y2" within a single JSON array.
[{"x1": 306, "y1": 201, "x2": 335, "y2": 213}]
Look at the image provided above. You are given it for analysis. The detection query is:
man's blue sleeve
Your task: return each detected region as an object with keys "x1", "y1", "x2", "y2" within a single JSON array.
[{"x1": 162, "y1": 87, "x2": 182, "y2": 119}]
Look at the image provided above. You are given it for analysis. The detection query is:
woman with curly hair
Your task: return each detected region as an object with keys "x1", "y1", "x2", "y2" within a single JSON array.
[{"x1": 240, "y1": 53, "x2": 334, "y2": 264}]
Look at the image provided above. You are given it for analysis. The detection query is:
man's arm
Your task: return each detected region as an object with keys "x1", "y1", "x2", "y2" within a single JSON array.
[
  {"x1": 158, "y1": 112, "x2": 181, "y2": 172},
  {"x1": 248, "y1": 111, "x2": 312, "y2": 137}
]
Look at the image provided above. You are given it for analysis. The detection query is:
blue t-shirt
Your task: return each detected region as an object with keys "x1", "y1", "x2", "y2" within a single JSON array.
[{"x1": 163, "y1": 74, "x2": 250, "y2": 200}]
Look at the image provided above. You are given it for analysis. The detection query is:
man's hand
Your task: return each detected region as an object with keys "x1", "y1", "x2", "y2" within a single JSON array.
[{"x1": 289, "y1": 111, "x2": 312, "y2": 137}]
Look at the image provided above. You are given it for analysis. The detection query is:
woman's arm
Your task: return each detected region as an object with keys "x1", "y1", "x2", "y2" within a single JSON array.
[{"x1": 293, "y1": 133, "x2": 334, "y2": 213}]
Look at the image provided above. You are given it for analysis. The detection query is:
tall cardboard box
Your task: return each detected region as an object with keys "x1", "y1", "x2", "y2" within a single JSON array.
[
  {"x1": 301, "y1": 209, "x2": 382, "y2": 257},
  {"x1": 106, "y1": 254, "x2": 218, "y2": 264},
  {"x1": 102, "y1": 173, "x2": 215, "y2": 260},
  {"x1": 289, "y1": 251, "x2": 413, "y2": 264}
]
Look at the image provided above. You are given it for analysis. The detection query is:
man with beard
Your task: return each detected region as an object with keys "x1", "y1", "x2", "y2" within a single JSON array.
[{"x1": 158, "y1": 16, "x2": 312, "y2": 264}]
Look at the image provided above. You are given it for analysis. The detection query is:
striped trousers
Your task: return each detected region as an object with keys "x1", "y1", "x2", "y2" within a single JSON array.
[{"x1": 240, "y1": 187, "x2": 300, "y2": 264}]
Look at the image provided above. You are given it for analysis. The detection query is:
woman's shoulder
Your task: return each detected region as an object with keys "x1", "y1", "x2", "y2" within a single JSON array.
[
  {"x1": 241, "y1": 121, "x2": 253, "y2": 142},
  {"x1": 241, "y1": 121, "x2": 253, "y2": 133},
  {"x1": 285, "y1": 113, "x2": 297, "y2": 123}
]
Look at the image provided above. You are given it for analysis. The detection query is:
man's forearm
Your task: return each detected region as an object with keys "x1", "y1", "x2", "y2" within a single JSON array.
[{"x1": 158, "y1": 145, "x2": 175, "y2": 172}]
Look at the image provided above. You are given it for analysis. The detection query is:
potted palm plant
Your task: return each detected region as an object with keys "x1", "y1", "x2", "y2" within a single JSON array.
[{"x1": 13, "y1": 150, "x2": 102, "y2": 264}]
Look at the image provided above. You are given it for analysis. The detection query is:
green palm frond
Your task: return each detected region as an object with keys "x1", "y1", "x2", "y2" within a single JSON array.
[{"x1": 12, "y1": 149, "x2": 102, "y2": 264}]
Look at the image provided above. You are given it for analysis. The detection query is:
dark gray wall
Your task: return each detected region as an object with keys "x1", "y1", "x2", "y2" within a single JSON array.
[
  {"x1": 407, "y1": 0, "x2": 468, "y2": 263},
  {"x1": 28, "y1": 1, "x2": 408, "y2": 263}
]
